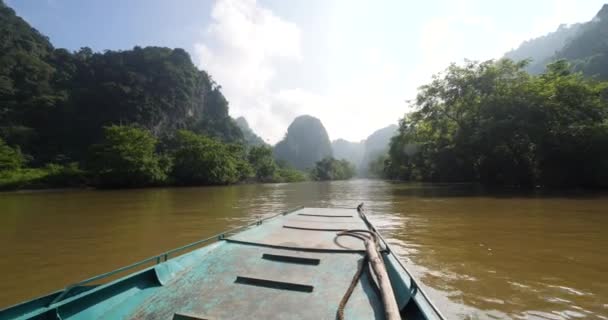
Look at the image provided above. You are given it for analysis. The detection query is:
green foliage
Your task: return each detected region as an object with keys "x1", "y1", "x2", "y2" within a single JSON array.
[
  {"x1": 0, "y1": 1, "x2": 320, "y2": 190},
  {"x1": 0, "y1": 137, "x2": 24, "y2": 170},
  {"x1": 248, "y1": 145, "x2": 277, "y2": 182},
  {"x1": 506, "y1": 4, "x2": 608, "y2": 79},
  {"x1": 367, "y1": 154, "x2": 388, "y2": 179},
  {"x1": 89, "y1": 125, "x2": 169, "y2": 187},
  {"x1": 191, "y1": 89, "x2": 244, "y2": 143},
  {"x1": 0, "y1": 1, "x2": 244, "y2": 164},
  {"x1": 556, "y1": 5, "x2": 608, "y2": 79},
  {"x1": 0, "y1": 167, "x2": 48, "y2": 190},
  {"x1": 170, "y1": 130, "x2": 245, "y2": 185},
  {"x1": 52, "y1": 46, "x2": 243, "y2": 161},
  {"x1": 275, "y1": 167, "x2": 308, "y2": 183},
  {"x1": 274, "y1": 115, "x2": 333, "y2": 170},
  {"x1": 245, "y1": 145, "x2": 308, "y2": 183},
  {"x1": 386, "y1": 59, "x2": 608, "y2": 188},
  {"x1": 226, "y1": 142, "x2": 254, "y2": 181},
  {"x1": 39, "y1": 162, "x2": 88, "y2": 187},
  {"x1": 0, "y1": 1, "x2": 57, "y2": 117},
  {"x1": 504, "y1": 23, "x2": 582, "y2": 74},
  {"x1": 0, "y1": 163, "x2": 87, "y2": 190},
  {"x1": 0, "y1": 1, "x2": 63, "y2": 163},
  {"x1": 311, "y1": 157, "x2": 356, "y2": 181}
]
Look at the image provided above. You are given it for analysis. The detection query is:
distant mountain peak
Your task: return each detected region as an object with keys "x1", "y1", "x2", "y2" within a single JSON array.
[
  {"x1": 332, "y1": 139, "x2": 364, "y2": 166},
  {"x1": 331, "y1": 123, "x2": 398, "y2": 176},
  {"x1": 273, "y1": 115, "x2": 332, "y2": 170},
  {"x1": 234, "y1": 116, "x2": 267, "y2": 147},
  {"x1": 235, "y1": 116, "x2": 250, "y2": 129},
  {"x1": 292, "y1": 114, "x2": 318, "y2": 123},
  {"x1": 596, "y1": 4, "x2": 608, "y2": 20}
]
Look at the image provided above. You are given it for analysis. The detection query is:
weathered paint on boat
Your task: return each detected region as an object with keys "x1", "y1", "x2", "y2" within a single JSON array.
[{"x1": 0, "y1": 206, "x2": 444, "y2": 320}]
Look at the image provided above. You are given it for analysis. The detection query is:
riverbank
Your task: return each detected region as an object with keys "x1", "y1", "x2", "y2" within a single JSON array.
[
  {"x1": 0, "y1": 164, "x2": 88, "y2": 191},
  {"x1": 0, "y1": 168, "x2": 298, "y2": 192},
  {"x1": 1, "y1": 127, "x2": 362, "y2": 191}
]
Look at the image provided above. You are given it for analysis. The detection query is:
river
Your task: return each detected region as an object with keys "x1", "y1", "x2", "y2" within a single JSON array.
[{"x1": 0, "y1": 180, "x2": 606, "y2": 319}]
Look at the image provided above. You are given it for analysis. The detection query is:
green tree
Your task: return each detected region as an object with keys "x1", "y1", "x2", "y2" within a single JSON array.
[
  {"x1": 226, "y1": 142, "x2": 254, "y2": 181},
  {"x1": 368, "y1": 154, "x2": 388, "y2": 178},
  {"x1": 386, "y1": 59, "x2": 608, "y2": 188},
  {"x1": 170, "y1": 130, "x2": 242, "y2": 185},
  {"x1": 0, "y1": 137, "x2": 24, "y2": 171},
  {"x1": 88, "y1": 125, "x2": 169, "y2": 187},
  {"x1": 311, "y1": 157, "x2": 356, "y2": 181},
  {"x1": 275, "y1": 166, "x2": 308, "y2": 182},
  {"x1": 248, "y1": 145, "x2": 277, "y2": 182},
  {"x1": 1, "y1": 1, "x2": 245, "y2": 164}
]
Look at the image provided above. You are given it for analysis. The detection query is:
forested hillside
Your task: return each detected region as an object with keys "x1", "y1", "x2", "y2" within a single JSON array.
[
  {"x1": 274, "y1": 115, "x2": 332, "y2": 170},
  {"x1": 504, "y1": 24, "x2": 582, "y2": 74},
  {"x1": 378, "y1": 3, "x2": 608, "y2": 188},
  {"x1": 0, "y1": 1, "x2": 318, "y2": 189},
  {"x1": 0, "y1": 0, "x2": 241, "y2": 166},
  {"x1": 556, "y1": 4, "x2": 608, "y2": 79},
  {"x1": 505, "y1": 4, "x2": 608, "y2": 78},
  {"x1": 384, "y1": 59, "x2": 608, "y2": 188},
  {"x1": 235, "y1": 117, "x2": 266, "y2": 147}
]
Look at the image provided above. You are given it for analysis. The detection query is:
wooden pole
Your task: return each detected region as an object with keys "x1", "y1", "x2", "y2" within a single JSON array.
[{"x1": 364, "y1": 236, "x2": 400, "y2": 320}]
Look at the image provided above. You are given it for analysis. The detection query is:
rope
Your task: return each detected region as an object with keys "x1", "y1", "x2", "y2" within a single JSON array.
[
  {"x1": 335, "y1": 205, "x2": 401, "y2": 320},
  {"x1": 334, "y1": 230, "x2": 379, "y2": 320},
  {"x1": 336, "y1": 255, "x2": 368, "y2": 320}
]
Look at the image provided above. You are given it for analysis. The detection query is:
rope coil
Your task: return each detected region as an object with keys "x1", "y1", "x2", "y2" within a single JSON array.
[{"x1": 335, "y1": 226, "x2": 400, "y2": 320}]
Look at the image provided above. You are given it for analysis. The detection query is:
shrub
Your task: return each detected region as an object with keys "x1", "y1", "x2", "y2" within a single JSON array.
[
  {"x1": 311, "y1": 157, "x2": 356, "y2": 181},
  {"x1": 88, "y1": 125, "x2": 169, "y2": 187},
  {"x1": 0, "y1": 138, "x2": 25, "y2": 171},
  {"x1": 171, "y1": 130, "x2": 242, "y2": 185}
]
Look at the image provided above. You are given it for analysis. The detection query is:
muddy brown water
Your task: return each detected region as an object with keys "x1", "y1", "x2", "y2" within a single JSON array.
[{"x1": 1, "y1": 180, "x2": 606, "y2": 319}]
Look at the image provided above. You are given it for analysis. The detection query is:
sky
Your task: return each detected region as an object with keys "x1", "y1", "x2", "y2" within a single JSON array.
[{"x1": 7, "y1": 0, "x2": 607, "y2": 143}]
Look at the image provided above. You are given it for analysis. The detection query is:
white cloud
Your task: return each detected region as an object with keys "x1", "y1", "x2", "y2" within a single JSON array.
[
  {"x1": 528, "y1": 0, "x2": 595, "y2": 38},
  {"x1": 260, "y1": 49, "x2": 407, "y2": 143},
  {"x1": 194, "y1": 0, "x2": 302, "y2": 143},
  {"x1": 194, "y1": 0, "x2": 408, "y2": 143},
  {"x1": 412, "y1": 2, "x2": 522, "y2": 86}
]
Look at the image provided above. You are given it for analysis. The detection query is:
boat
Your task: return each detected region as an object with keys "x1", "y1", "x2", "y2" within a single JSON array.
[{"x1": 0, "y1": 205, "x2": 445, "y2": 320}]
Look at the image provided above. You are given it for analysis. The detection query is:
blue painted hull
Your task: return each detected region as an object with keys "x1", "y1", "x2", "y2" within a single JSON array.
[{"x1": 0, "y1": 207, "x2": 444, "y2": 320}]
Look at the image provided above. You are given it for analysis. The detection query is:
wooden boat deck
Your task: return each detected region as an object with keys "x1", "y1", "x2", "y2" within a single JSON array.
[
  {"x1": 128, "y1": 208, "x2": 383, "y2": 319},
  {"x1": 0, "y1": 207, "x2": 444, "y2": 320}
]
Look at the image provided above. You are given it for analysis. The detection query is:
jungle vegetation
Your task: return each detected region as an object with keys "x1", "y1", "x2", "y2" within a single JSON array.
[
  {"x1": 383, "y1": 59, "x2": 608, "y2": 188},
  {"x1": 310, "y1": 157, "x2": 356, "y2": 181},
  {"x1": 0, "y1": 1, "x2": 309, "y2": 189}
]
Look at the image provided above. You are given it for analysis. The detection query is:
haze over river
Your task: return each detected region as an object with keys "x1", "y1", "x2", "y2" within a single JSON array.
[{"x1": 1, "y1": 180, "x2": 606, "y2": 319}]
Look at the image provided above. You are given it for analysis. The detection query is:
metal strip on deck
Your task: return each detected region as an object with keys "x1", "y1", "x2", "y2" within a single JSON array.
[
  {"x1": 281, "y1": 220, "x2": 363, "y2": 231},
  {"x1": 261, "y1": 254, "x2": 320, "y2": 265},
  {"x1": 234, "y1": 276, "x2": 314, "y2": 293},
  {"x1": 282, "y1": 225, "x2": 350, "y2": 232},
  {"x1": 297, "y1": 213, "x2": 353, "y2": 218}
]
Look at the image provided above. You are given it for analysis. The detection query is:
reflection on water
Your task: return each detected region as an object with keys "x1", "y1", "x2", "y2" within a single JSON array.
[{"x1": 1, "y1": 180, "x2": 607, "y2": 319}]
